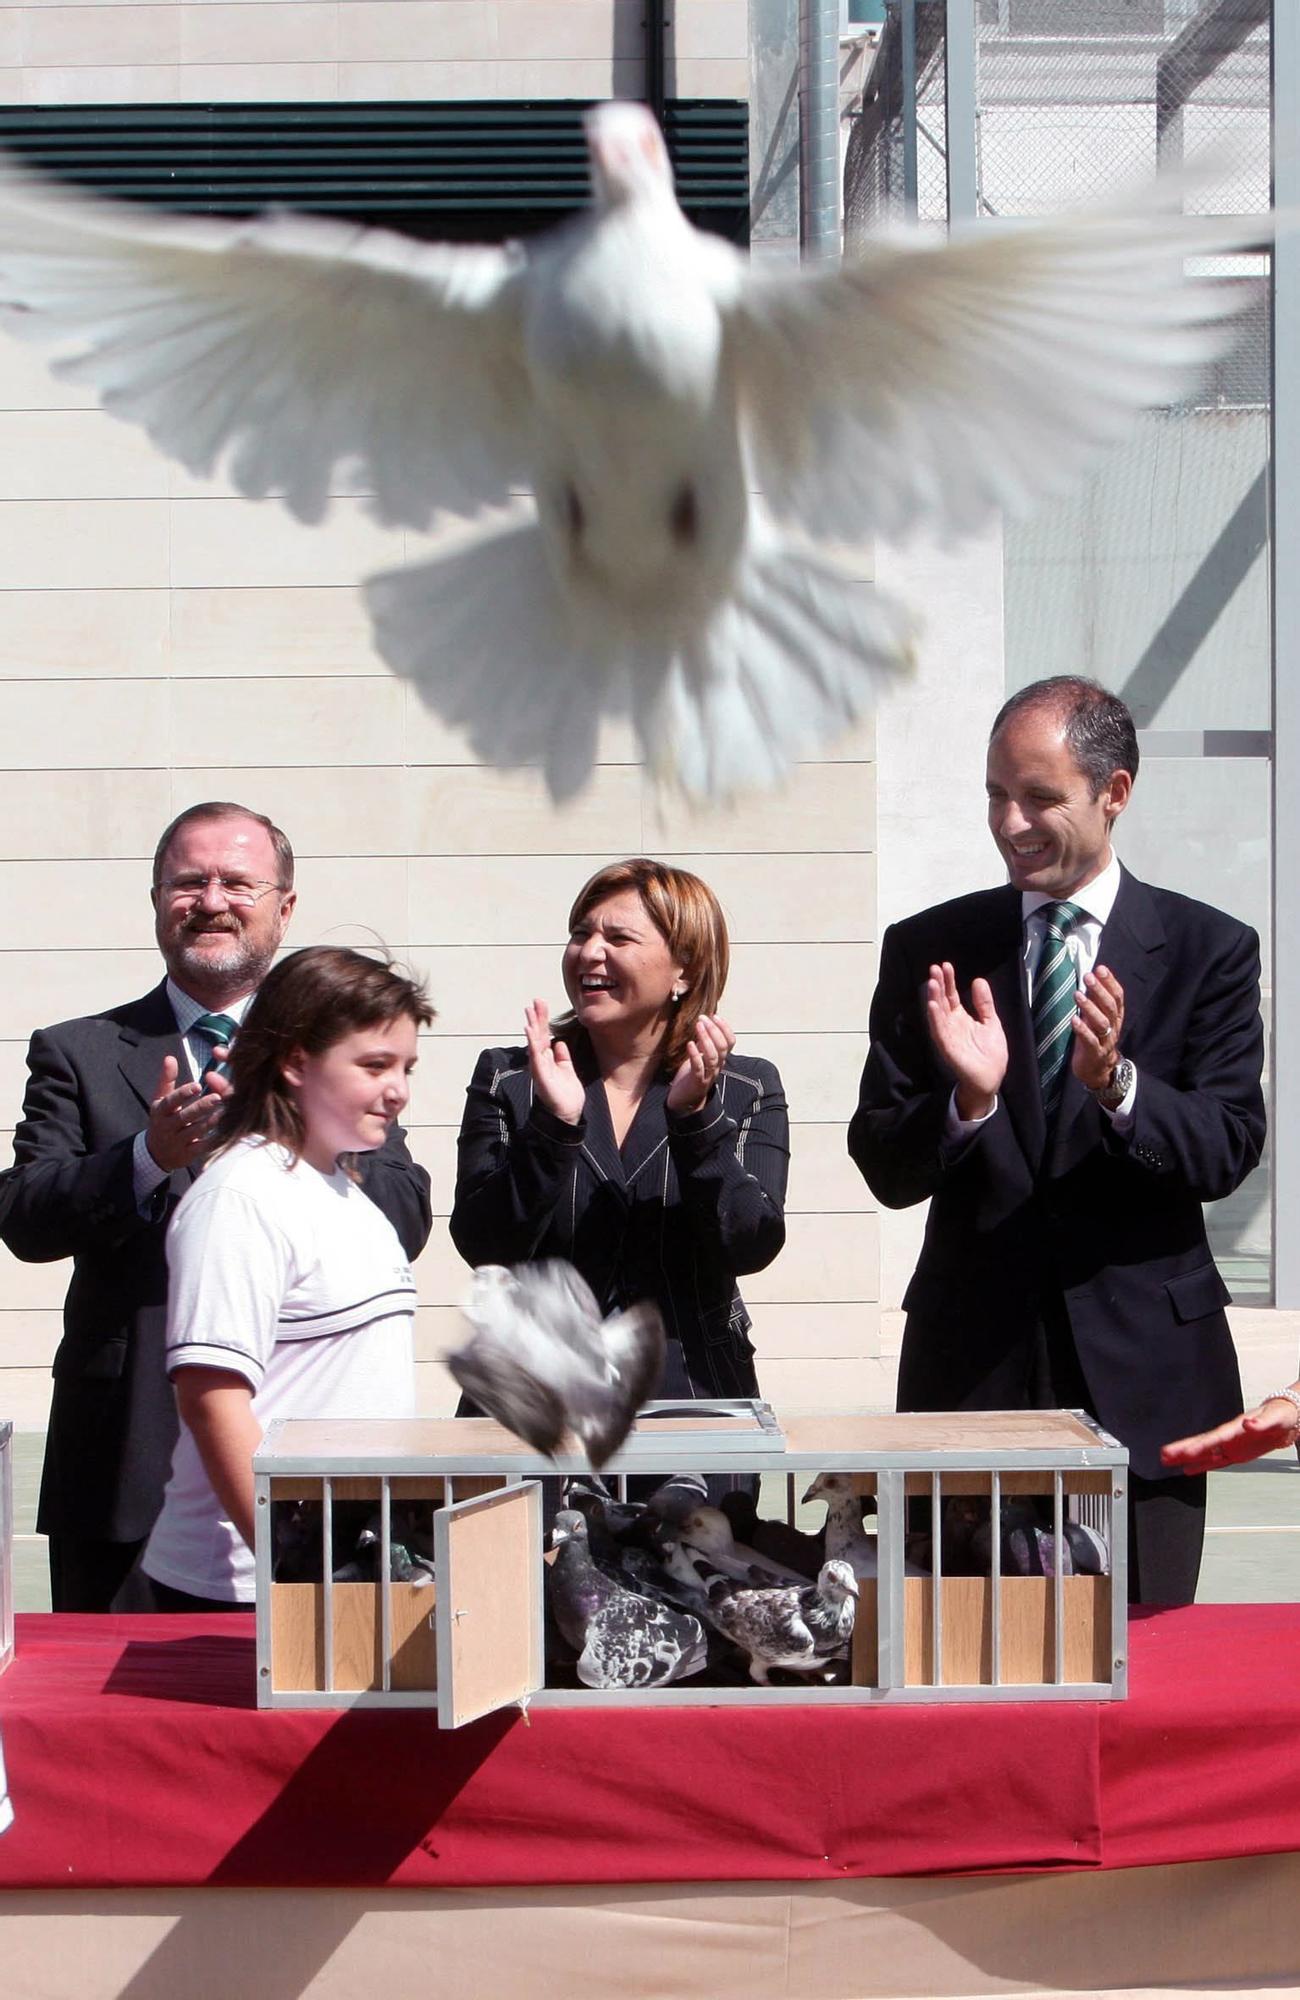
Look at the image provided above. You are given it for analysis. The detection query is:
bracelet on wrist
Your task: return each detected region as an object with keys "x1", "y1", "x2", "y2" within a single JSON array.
[{"x1": 1264, "y1": 1386, "x2": 1300, "y2": 1439}]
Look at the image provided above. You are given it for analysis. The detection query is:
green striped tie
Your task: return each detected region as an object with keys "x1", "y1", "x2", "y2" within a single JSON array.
[
  {"x1": 192, "y1": 1011, "x2": 239, "y2": 1093},
  {"x1": 1032, "y1": 902, "x2": 1083, "y2": 1119}
]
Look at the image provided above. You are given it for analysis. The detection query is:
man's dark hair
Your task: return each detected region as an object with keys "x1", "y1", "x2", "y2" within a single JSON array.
[
  {"x1": 152, "y1": 802, "x2": 295, "y2": 890},
  {"x1": 989, "y1": 677, "x2": 1139, "y2": 797}
]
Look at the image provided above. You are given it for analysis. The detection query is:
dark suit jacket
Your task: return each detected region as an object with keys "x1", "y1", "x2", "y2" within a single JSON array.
[
  {"x1": 0, "y1": 981, "x2": 433, "y2": 1544},
  {"x1": 449, "y1": 1032, "x2": 789, "y2": 1399},
  {"x1": 847, "y1": 870, "x2": 1266, "y2": 1480}
]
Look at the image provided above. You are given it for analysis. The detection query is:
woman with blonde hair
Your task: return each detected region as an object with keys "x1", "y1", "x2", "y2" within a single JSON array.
[{"x1": 450, "y1": 858, "x2": 788, "y2": 1405}]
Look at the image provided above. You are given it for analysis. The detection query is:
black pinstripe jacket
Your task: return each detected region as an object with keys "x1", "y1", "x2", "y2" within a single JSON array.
[{"x1": 449, "y1": 1030, "x2": 789, "y2": 1399}]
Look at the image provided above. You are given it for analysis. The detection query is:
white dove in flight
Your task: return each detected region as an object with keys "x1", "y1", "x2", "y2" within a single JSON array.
[{"x1": 0, "y1": 103, "x2": 1267, "y2": 801}]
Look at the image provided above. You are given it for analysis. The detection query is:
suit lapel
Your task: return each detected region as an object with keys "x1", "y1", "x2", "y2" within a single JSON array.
[
  {"x1": 567, "y1": 1035, "x2": 626, "y2": 1189},
  {"x1": 621, "y1": 1074, "x2": 671, "y2": 1184},
  {"x1": 982, "y1": 889, "x2": 1046, "y2": 1172},
  {"x1": 116, "y1": 981, "x2": 186, "y2": 1114},
  {"x1": 1052, "y1": 867, "x2": 1165, "y2": 1170}
]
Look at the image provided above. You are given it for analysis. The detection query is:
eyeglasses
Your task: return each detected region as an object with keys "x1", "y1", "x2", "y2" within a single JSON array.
[{"x1": 159, "y1": 874, "x2": 284, "y2": 909}]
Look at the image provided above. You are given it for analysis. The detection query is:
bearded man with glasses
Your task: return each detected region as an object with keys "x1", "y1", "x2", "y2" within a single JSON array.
[{"x1": 0, "y1": 802, "x2": 432, "y2": 1611}]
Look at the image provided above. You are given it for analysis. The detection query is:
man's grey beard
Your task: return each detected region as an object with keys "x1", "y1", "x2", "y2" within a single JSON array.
[{"x1": 167, "y1": 926, "x2": 274, "y2": 991}]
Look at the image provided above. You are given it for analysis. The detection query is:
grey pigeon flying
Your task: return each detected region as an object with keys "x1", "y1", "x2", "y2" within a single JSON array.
[
  {"x1": 446, "y1": 1260, "x2": 665, "y2": 1470},
  {"x1": 0, "y1": 105, "x2": 1270, "y2": 803},
  {"x1": 546, "y1": 1510, "x2": 707, "y2": 1689},
  {"x1": 699, "y1": 1559, "x2": 860, "y2": 1686}
]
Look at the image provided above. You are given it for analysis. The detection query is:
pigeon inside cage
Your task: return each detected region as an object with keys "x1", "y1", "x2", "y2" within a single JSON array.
[{"x1": 260, "y1": 1457, "x2": 1118, "y2": 1707}]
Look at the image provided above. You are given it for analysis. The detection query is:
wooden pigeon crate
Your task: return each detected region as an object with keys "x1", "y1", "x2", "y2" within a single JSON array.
[
  {"x1": 0, "y1": 1420, "x2": 12, "y2": 1676},
  {"x1": 252, "y1": 1405, "x2": 1128, "y2": 1721}
]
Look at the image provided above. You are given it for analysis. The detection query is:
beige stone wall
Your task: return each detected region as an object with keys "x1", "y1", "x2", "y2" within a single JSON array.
[
  {"x1": 0, "y1": 0, "x2": 750, "y2": 105},
  {"x1": 0, "y1": 0, "x2": 883, "y2": 1428}
]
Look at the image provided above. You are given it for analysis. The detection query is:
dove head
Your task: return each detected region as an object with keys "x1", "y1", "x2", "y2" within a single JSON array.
[
  {"x1": 585, "y1": 102, "x2": 674, "y2": 208},
  {"x1": 678, "y1": 1506, "x2": 732, "y2": 1553},
  {"x1": 818, "y1": 1560, "x2": 860, "y2": 1603},
  {"x1": 802, "y1": 1471, "x2": 853, "y2": 1508}
]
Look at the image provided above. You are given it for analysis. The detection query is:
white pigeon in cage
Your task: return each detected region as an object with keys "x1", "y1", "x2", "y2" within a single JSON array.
[{"x1": 0, "y1": 102, "x2": 1268, "y2": 801}]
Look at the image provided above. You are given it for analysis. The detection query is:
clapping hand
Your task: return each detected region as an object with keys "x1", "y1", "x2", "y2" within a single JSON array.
[
  {"x1": 1071, "y1": 964, "x2": 1125, "y2": 1090},
  {"x1": 925, "y1": 962, "x2": 1008, "y2": 1119},
  {"x1": 525, "y1": 999, "x2": 586, "y2": 1125},
  {"x1": 145, "y1": 1053, "x2": 232, "y2": 1172},
  {"x1": 666, "y1": 1013, "x2": 734, "y2": 1116}
]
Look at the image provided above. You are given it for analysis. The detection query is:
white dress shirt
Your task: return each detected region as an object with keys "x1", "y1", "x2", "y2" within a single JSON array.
[
  {"x1": 946, "y1": 850, "x2": 1137, "y2": 1140},
  {"x1": 131, "y1": 981, "x2": 256, "y2": 1206}
]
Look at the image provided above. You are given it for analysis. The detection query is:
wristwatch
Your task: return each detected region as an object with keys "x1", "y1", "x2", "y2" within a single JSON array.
[{"x1": 1090, "y1": 1054, "x2": 1135, "y2": 1113}]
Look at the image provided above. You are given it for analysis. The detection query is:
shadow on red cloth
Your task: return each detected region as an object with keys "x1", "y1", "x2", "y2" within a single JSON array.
[
  {"x1": 101, "y1": 1634, "x2": 520, "y2": 1883},
  {"x1": 205, "y1": 1705, "x2": 520, "y2": 1886},
  {"x1": 103, "y1": 1633, "x2": 260, "y2": 1709}
]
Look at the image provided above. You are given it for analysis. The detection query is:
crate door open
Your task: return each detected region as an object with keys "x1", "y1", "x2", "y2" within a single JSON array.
[{"x1": 434, "y1": 1482, "x2": 543, "y2": 1729}]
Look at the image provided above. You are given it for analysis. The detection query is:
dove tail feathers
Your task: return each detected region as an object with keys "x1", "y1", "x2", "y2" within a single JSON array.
[
  {"x1": 364, "y1": 514, "x2": 914, "y2": 804},
  {"x1": 364, "y1": 519, "x2": 611, "y2": 805},
  {"x1": 634, "y1": 527, "x2": 916, "y2": 801}
]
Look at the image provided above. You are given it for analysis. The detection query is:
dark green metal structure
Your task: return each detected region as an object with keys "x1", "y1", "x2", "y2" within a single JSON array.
[{"x1": 0, "y1": 100, "x2": 750, "y2": 244}]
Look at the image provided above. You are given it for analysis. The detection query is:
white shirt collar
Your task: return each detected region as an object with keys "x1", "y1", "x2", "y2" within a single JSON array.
[
  {"x1": 1021, "y1": 851, "x2": 1122, "y2": 932},
  {"x1": 166, "y1": 978, "x2": 257, "y2": 1035}
]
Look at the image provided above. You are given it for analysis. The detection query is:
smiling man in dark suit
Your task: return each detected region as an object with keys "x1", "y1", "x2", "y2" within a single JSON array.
[
  {"x1": 848, "y1": 677, "x2": 1266, "y2": 1604},
  {"x1": 0, "y1": 801, "x2": 432, "y2": 1611}
]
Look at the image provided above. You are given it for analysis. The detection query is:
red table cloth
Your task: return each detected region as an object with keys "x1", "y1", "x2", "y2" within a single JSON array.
[{"x1": 0, "y1": 1606, "x2": 1296, "y2": 1888}]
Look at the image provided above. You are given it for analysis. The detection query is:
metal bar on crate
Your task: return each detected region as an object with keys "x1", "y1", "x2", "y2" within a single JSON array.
[
  {"x1": 990, "y1": 1468, "x2": 1001, "y2": 1687},
  {"x1": 1111, "y1": 1470, "x2": 1129, "y2": 1697},
  {"x1": 930, "y1": 1471, "x2": 942, "y2": 1687},
  {"x1": 876, "y1": 1469, "x2": 906, "y2": 1690},
  {"x1": 1053, "y1": 1472, "x2": 1064, "y2": 1686},
  {"x1": 943, "y1": 0, "x2": 979, "y2": 223},
  {"x1": 322, "y1": 1477, "x2": 334, "y2": 1696},
  {"x1": 380, "y1": 1477, "x2": 392, "y2": 1695},
  {"x1": 253, "y1": 1470, "x2": 270, "y2": 1701}
]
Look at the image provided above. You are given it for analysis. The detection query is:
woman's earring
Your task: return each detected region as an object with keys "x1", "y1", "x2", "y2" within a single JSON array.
[{"x1": 671, "y1": 987, "x2": 685, "y2": 1004}]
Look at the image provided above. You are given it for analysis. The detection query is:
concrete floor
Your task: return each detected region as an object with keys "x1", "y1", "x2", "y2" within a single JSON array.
[{"x1": 7, "y1": 1300, "x2": 1298, "y2": 1610}]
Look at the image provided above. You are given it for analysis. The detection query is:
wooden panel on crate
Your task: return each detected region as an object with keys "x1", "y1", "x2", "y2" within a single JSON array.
[
  {"x1": 265, "y1": 1417, "x2": 535, "y2": 1463},
  {"x1": 997, "y1": 1576, "x2": 1111, "y2": 1685},
  {"x1": 270, "y1": 1477, "x2": 324, "y2": 1503},
  {"x1": 905, "y1": 1471, "x2": 994, "y2": 1498},
  {"x1": 450, "y1": 1478, "x2": 506, "y2": 1501},
  {"x1": 1070, "y1": 1575, "x2": 1111, "y2": 1681},
  {"x1": 999, "y1": 1578, "x2": 1054, "y2": 1684},
  {"x1": 268, "y1": 1475, "x2": 391, "y2": 1502},
  {"x1": 905, "y1": 1579, "x2": 994, "y2": 1687},
  {"x1": 850, "y1": 1580, "x2": 877, "y2": 1686},
  {"x1": 1064, "y1": 1471, "x2": 1114, "y2": 1497},
  {"x1": 437, "y1": 1486, "x2": 542, "y2": 1729},
  {"x1": 903, "y1": 1469, "x2": 1114, "y2": 1497},
  {"x1": 389, "y1": 1478, "x2": 450, "y2": 1502},
  {"x1": 849, "y1": 1473, "x2": 878, "y2": 1499},
  {"x1": 389, "y1": 1583, "x2": 439, "y2": 1692},
  {"x1": 784, "y1": 1411, "x2": 1102, "y2": 1455},
  {"x1": 332, "y1": 1582, "x2": 382, "y2": 1691},
  {"x1": 270, "y1": 1582, "x2": 324, "y2": 1693}
]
